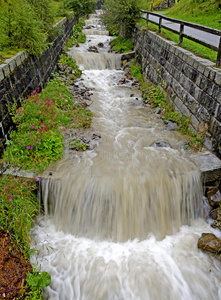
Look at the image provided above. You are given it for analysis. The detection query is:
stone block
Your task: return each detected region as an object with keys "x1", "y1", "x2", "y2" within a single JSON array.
[
  {"x1": 1, "y1": 64, "x2": 10, "y2": 77},
  {"x1": 4, "y1": 58, "x2": 16, "y2": 73},
  {"x1": 215, "y1": 72, "x2": 221, "y2": 87},
  {"x1": 0, "y1": 68, "x2": 4, "y2": 81},
  {"x1": 196, "y1": 74, "x2": 206, "y2": 89},
  {"x1": 196, "y1": 105, "x2": 210, "y2": 123},
  {"x1": 14, "y1": 52, "x2": 23, "y2": 66},
  {"x1": 204, "y1": 79, "x2": 214, "y2": 96},
  {"x1": 198, "y1": 63, "x2": 206, "y2": 74},
  {"x1": 184, "y1": 92, "x2": 200, "y2": 115},
  {"x1": 215, "y1": 104, "x2": 221, "y2": 122},
  {"x1": 211, "y1": 85, "x2": 221, "y2": 104},
  {"x1": 174, "y1": 96, "x2": 191, "y2": 116}
]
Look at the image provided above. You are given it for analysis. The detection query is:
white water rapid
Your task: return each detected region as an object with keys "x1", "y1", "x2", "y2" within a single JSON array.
[{"x1": 31, "y1": 11, "x2": 221, "y2": 300}]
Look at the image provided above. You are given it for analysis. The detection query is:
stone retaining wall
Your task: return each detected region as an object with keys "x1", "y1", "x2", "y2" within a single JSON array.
[
  {"x1": 132, "y1": 26, "x2": 221, "y2": 154},
  {"x1": 0, "y1": 17, "x2": 75, "y2": 156}
]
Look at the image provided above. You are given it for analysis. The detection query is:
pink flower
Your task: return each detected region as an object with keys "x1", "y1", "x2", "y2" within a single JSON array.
[
  {"x1": 27, "y1": 145, "x2": 31, "y2": 149},
  {"x1": 36, "y1": 177, "x2": 40, "y2": 181},
  {"x1": 9, "y1": 198, "x2": 13, "y2": 202},
  {"x1": 38, "y1": 138, "x2": 41, "y2": 141},
  {"x1": 3, "y1": 186, "x2": 7, "y2": 189}
]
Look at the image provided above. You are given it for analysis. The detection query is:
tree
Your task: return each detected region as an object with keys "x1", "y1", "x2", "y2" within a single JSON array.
[
  {"x1": 0, "y1": 0, "x2": 49, "y2": 54},
  {"x1": 103, "y1": 0, "x2": 147, "y2": 38},
  {"x1": 64, "y1": 0, "x2": 96, "y2": 22}
]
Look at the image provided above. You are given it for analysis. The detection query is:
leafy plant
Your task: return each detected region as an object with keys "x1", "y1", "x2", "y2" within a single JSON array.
[
  {"x1": 71, "y1": 139, "x2": 88, "y2": 150},
  {"x1": 110, "y1": 36, "x2": 133, "y2": 53},
  {"x1": 102, "y1": 0, "x2": 143, "y2": 38},
  {"x1": 0, "y1": 176, "x2": 38, "y2": 252},
  {"x1": 59, "y1": 53, "x2": 82, "y2": 78},
  {"x1": 23, "y1": 270, "x2": 51, "y2": 299}
]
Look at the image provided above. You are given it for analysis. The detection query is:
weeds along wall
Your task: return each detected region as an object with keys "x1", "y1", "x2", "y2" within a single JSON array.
[
  {"x1": 0, "y1": 17, "x2": 75, "y2": 157},
  {"x1": 132, "y1": 26, "x2": 221, "y2": 154}
]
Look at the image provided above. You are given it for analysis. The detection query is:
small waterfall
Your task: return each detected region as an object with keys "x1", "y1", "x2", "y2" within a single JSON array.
[
  {"x1": 40, "y1": 167, "x2": 202, "y2": 241},
  {"x1": 31, "y1": 11, "x2": 221, "y2": 300},
  {"x1": 70, "y1": 53, "x2": 122, "y2": 70}
]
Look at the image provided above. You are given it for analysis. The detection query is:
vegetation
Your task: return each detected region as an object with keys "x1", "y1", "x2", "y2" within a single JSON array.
[
  {"x1": 2, "y1": 54, "x2": 92, "y2": 172},
  {"x1": 166, "y1": 0, "x2": 221, "y2": 30},
  {"x1": 110, "y1": 36, "x2": 134, "y2": 53},
  {"x1": 0, "y1": 175, "x2": 50, "y2": 298},
  {"x1": 138, "y1": 19, "x2": 218, "y2": 63},
  {"x1": 137, "y1": 0, "x2": 221, "y2": 63},
  {"x1": 64, "y1": 0, "x2": 96, "y2": 22},
  {"x1": 102, "y1": 0, "x2": 150, "y2": 38},
  {"x1": 130, "y1": 61, "x2": 207, "y2": 150}
]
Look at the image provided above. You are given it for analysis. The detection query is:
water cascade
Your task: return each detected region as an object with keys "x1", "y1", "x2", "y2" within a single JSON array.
[{"x1": 31, "y1": 11, "x2": 221, "y2": 300}]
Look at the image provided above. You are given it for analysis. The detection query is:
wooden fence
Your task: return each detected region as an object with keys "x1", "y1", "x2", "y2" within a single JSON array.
[{"x1": 140, "y1": 10, "x2": 221, "y2": 66}]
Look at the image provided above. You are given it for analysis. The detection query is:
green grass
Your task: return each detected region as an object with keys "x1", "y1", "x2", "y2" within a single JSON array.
[
  {"x1": 138, "y1": 0, "x2": 221, "y2": 63},
  {"x1": 138, "y1": 19, "x2": 218, "y2": 63},
  {"x1": 165, "y1": 0, "x2": 221, "y2": 30}
]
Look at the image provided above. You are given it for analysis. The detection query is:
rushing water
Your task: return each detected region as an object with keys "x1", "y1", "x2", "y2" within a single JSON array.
[{"x1": 31, "y1": 12, "x2": 221, "y2": 300}]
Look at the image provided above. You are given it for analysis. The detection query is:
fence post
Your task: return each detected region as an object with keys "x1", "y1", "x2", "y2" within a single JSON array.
[
  {"x1": 216, "y1": 36, "x2": 221, "y2": 67},
  {"x1": 159, "y1": 17, "x2": 162, "y2": 33},
  {"x1": 179, "y1": 23, "x2": 184, "y2": 44},
  {"x1": 146, "y1": 13, "x2": 149, "y2": 25}
]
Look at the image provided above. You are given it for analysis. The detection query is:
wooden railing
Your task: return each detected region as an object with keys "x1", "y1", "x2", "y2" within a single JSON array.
[{"x1": 140, "y1": 10, "x2": 221, "y2": 66}]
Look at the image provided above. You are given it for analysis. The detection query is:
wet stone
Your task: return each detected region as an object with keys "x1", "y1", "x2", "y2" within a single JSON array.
[
  {"x1": 198, "y1": 233, "x2": 221, "y2": 254},
  {"x1": 207, "y1": 188, "x2": 221, "y2": 207},
  {"x1": 152, "y1": 141, "x2": 171, "y2": 148},
  {"x1": 164, "y1": 122, "x2": 178, "y2": 131}
]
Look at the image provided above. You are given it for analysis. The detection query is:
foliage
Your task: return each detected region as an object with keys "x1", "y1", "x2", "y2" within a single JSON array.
[
  {"x1": 71, "y1": 139, "x2": 88, "y2": 150},
  {"x1": 78, "y1": 17, "x2": 86, "y2": 26},
  {"x1": 64, "y1": 0, "x2": 96, "y2": 21},
  {"x1": 110, "y1": 36, "x2": 133, "y2": 53},
  {"x1": 2, "y1": 55, "x2": 92, "y2": 171},
  {"x1": 24, "y1": 271, "x2": 51, "y2": 299},
  {"x1": 102, "y1": 0, "x2": 142, "y2": 38},
  {"x1": 59, "y1": 54, "x2": 82, "y2": 78},
  {"x1": 0, "y1": 0, "x2": 49, "y2": 55},
  {"x1": 130, "y1": 61, "x2": 206, "y2": 150},
  {"x1": 65, "y1": 23, "x2": 87, "y2": 48},
  {"x1": 0, "y1": 176, "x2": 38, "y2": 253}
]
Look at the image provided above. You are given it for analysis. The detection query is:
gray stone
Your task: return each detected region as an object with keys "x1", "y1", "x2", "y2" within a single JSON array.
[
  {"x1": 215, "y1": 72, "x2": 221, "y2": 87},
  {"x1": 0, "y1": 68, "x2": 4, "y2": 81},
  {"x1": 4, "y1": 58, "x2": 16, "y2": 73},
  {"x1": 14, "y1": 52, "x2": 23, "y2": 66},
  {"x1": 164, "y1": 122, "x2": 178, "y2": 131},
  {"x1": 152, "y1": 141, "x2": 171, "y2": 148},
  {"x1": 190, "y1": 152, "x2": 221, "y2": 182},
  {"x1": 1, "y1": 64, "x2": 10, "y2": 77},
  {"x1": 121, "y1": 51, "x2": 135, "y2": 61}
]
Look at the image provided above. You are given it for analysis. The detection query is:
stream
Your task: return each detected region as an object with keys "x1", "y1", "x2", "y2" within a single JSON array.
[{"x1": 31, "y1": 11, "x2": 221, "y2": 300}]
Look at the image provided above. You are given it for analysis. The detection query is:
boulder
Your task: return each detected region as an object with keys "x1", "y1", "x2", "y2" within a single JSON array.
[
  {"x1": 198, "y1": 233, "x2": 221, "y2": 254},
  {"x1": 164, "y1": 122, "x2": 178, "y2": 131},
  {"x1": 207, "y1": 187, "x2": 221, "y2": 207}
]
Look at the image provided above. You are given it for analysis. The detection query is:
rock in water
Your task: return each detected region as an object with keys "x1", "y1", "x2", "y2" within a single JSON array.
[
  {"x1": 198, "y1": 233, "x2": 221, "y2": 254},
  {"x1": 207, "y1": 188, "x2": 221, "y2": 207}
]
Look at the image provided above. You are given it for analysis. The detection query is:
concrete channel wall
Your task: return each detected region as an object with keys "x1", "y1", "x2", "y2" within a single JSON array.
[
  {"x1": 0, "y1": 17, "x2": 75, "y2": 157},
  {"x1": 132, "y1": 26, "x2": 221, "y2": 154}
]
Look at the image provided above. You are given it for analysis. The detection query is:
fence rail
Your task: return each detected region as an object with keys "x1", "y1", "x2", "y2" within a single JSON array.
[{"x1": 140, "y1": 10, "x2": 221, "y2": 66}]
